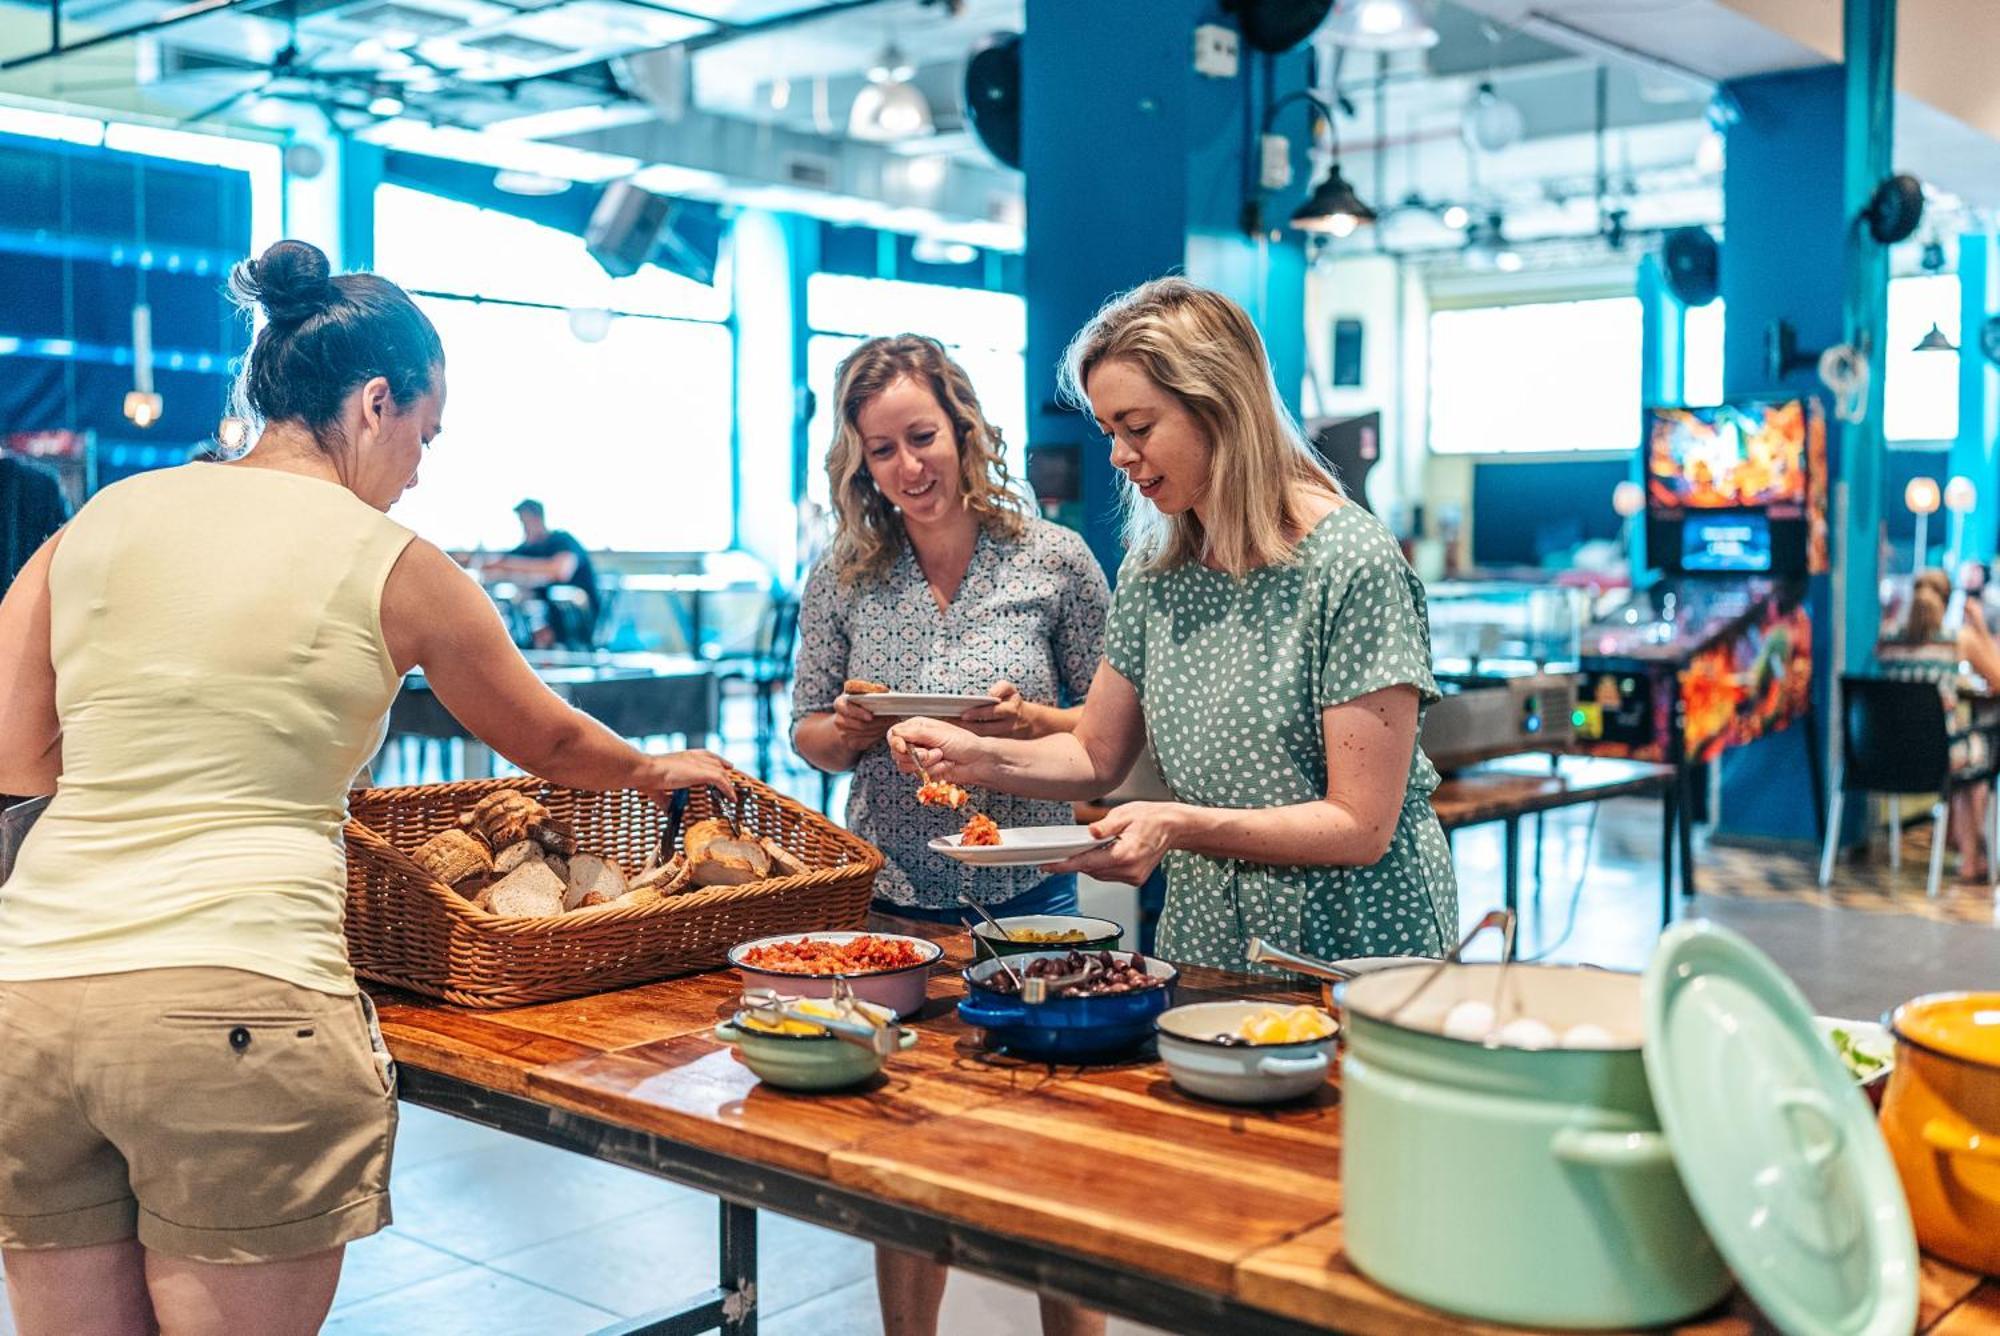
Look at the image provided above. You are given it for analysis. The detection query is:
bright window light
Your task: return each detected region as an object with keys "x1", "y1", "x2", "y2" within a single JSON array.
[
  {"x1": 0, "y1": 104, "x2": 105, "y2": 146},
  {"x1": 376, "y1": 184, "x2": 728, "y2": 322},
  {"x1": 802, "y1": 273, "x2": 1028, "y2": 509},
  {"x1": 1885, "y1": 274, "x2": 1959, "y2": 443},
  {"x1": 1428, "y1": 297, "x2": 1643, "y2": 454},
  {"x1": 1682, "y1": 299, "x2": 1726, "y2": 408}
]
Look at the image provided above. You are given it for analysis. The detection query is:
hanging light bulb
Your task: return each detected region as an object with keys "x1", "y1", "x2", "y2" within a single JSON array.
[
  {"x1": 1462, "y1": 82, "x2": 1524, "y2": 153},
  {"x1": 1289, "y1": 164, "x2": 1376, "y2": 236},
  {"x1": 849, "y1": 41, "x2": 932, "y2": 142},
  {"x1": 1324, "y1": 0, "x2": 1439, "y2": 50},
  {"x1": 567, "y1": 307, "x2": 613, "y2": 343},
  {"x1": 124, "y1": 303, "x2": 162, "y2": 429},
  {"x1": 1440, "y1": 204, "x2": 1470, "y2": 230},
  {"x1": 218, "y1": 415, "x2": 249, "y2": 451}
]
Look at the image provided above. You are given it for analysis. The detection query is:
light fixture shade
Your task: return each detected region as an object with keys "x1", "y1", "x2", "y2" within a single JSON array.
[
  {"x1": 1324, "y1": 0, "x2": 1438, "y2": 50},
  {"x1": 1612, "y1": 480, "x2": 1645, "y2": 518},
  {"x1": 1906, "y1": 476, "x2": 1942, "y2": 515},
  {"x1": 1945, "y1": 475, "x2": 1978, "y2": 513},
  {"x1": 1290, "y1": 164, "x2": 1375, "y2": 235},
  {"x1": 1462, "y1": 83, "x2": 1523, "y2": 153},
  {"x1": 566, "y1": 307, "x2": 612, "y2": 343},
  {"x1": 1914, "y1": 322, "x2": 1958, "y2": 353},
  {"x1": 849, "y1": 79, "x2": 933, "y2": 142}
]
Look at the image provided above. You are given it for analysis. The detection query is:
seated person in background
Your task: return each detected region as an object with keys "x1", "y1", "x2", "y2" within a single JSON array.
[
  {"x1": 1879, "y1": 569, "x2": 2000, "y2": 882},
  {"x1": 470, "y1": 499, "x2": 601, "y2": 649}
]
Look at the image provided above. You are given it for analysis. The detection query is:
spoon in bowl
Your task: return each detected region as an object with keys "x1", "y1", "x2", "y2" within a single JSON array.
[{"x1": 958, "y1": 893, "x2": 1025, "y2": 991}]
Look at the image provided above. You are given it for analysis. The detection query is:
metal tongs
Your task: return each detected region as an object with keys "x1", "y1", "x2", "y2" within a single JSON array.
[
  {"x1": 1383, "y1": 908, "x2": 1519, "y2": 1031},
  {"x1": 1245, "y1": 936, "x2": 1367, "y2": 982},
  {"x1": 708, "y1": 784, "x2": 747, "y2": 840},
  {"x1": 737, "y1": 979, "x2": 902, "y2": 1057}
]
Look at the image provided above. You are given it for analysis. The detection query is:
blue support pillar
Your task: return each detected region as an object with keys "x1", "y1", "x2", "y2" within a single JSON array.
[
  {"x1": 1023, "y1": 0, "x2": 1313, "y2": 578},
  {"x1": 1713, "y1": 66, "x2": 1850, "y2": 844},
  {"x1": 1948, "y1": 232, "x2": 1999, "y2": 566}
]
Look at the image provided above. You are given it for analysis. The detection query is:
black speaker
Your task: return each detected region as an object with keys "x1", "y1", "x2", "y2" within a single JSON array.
[
  {"x1": 964, "y1": 34, "x2": 1021, "y2": 170},
  {"x1": 585, "y1": 180, "x2": 671, "y2": 279},
  {"x1": 1661, "y1": 226, "x2": 1720, "y2": 307},
  {"x1": 1226, "y1": 0, "x2": 1335, "y2": 53}
]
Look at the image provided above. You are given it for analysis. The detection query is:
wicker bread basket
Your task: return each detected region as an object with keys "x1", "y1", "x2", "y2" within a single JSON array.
[{"x1": 344, "y1": 775, "x2": 881, "y2": 1008}]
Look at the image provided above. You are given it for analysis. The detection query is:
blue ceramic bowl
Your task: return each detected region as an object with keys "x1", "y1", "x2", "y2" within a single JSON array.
[{"x1": 958, "y1": 951, "x2": 1177, "y2": 1061}]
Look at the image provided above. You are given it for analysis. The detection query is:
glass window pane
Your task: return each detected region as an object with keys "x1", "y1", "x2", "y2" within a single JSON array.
[
  {"x1": 1885, "y1": 274, "x2": 1959, "y2": 443},
  {"x1": 1682, "y1": 299, "x2": 1726, "y2": 408},
  {"x1": 391, "y1": 297, "x2": 733, "y2": 552},
  {"x1": 1428, "y1": 297, "x2": 1643, "y2": 454},
  {"x1": 374, "y1": 184, "x2": 730, "y2": 323},
  {"x1": 806, "y1": 273, "x2": 1026, "y2": 351}
]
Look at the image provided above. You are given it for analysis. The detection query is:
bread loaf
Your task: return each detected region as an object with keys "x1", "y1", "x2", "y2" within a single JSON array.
[
  {"x1": 493, "y1": 840, "x2": 541, "y2": 874},
  {"x1": 474, "y1": 859, "x2": 566, "y2": 917},
  {"x1": 759, "y1": 838, "x2": 808, "y2": 879},
  {"x1": 565, "y1": 853, "x2": 627, "y2": 910},
  {"x1": 412, "y1": 829, "x2": 493, "y2": 885}
]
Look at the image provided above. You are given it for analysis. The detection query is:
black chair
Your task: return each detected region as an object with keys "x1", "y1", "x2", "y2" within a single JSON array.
[
  {"x1": 1820, "y1": 673, "x2": 1997, "y2": 896},
  {"x1": 714, "y1": 592, "x2": 799, "y2": 782}
]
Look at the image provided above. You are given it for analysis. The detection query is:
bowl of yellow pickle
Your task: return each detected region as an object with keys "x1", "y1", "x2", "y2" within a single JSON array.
[
  {"x1": 1154, "y1": 1000, "x2": 1339, "y2": 1104},
  {"x1": 970, "y1": 914, "x2": 1123, "y2": 957}
]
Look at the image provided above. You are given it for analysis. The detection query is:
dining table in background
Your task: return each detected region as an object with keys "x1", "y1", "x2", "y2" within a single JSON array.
[
  {"x1": 383, "y1": 651, "x2": 718, "y2": 781},
  {"x1": 367, "y1": 918, "x2": 1998, "y2": 1336},
  {"x1": 613, "y1": 571, "x2": 773, "y2": 662}
]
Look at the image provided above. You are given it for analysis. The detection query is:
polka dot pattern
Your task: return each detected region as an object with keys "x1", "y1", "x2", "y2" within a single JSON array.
[
  {"x1": 1105, "y1": 504, "x2": 1459, "y2": 972},
  {"x1": 792, "y1": 519, "x2": 1110, "y2": 908}
]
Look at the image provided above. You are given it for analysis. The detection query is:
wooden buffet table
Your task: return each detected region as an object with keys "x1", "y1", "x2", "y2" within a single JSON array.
[{"x1": 369, "y1": 917, "x2": 1997, "y2": 1336}]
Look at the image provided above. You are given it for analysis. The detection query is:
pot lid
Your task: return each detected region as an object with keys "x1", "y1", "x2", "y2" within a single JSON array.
[
  {"x1": 1890, "y1": 991, "x2": 2000, "y2": 1068},
  {"x1": 1642, "y1": 922, "x2": 1918, "y2": 1336}
]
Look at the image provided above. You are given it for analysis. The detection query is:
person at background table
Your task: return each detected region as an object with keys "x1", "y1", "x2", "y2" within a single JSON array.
[
  {"x1": 787, "y1": 333, "x2": 1109, "y2": 1336},
  {"x1": 462, "y1": 498, "x2": 601, "y2": 650},
  {"x1": 0, "y1": 239, "x2": 733, "y2": 1336},
  {"x1": 1879, "y1": 567, "x2": 2000, "y2": 881},
  {"x1": 890, "y1": 277, "x2": 1458, "y2": 972}
]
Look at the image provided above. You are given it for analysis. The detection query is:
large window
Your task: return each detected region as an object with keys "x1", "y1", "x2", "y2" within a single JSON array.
[
  {"x1": 1428, "y1": 297, "x2": 1642, "y2": 454},
  {"x1": 373, "y1": 185, "x2": 733, "y2": 551},
  {"x1": 802, "y1": 274, "x2": 1027, "y2": 508},
  {"x1": 1677, "y1": 276, "x2": 1959, "y2": 442}
]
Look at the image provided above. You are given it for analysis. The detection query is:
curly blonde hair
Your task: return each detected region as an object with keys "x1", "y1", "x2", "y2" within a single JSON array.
[
  {"x1": 825, "y1": 334, "x2": 1029, "y2": 584},
  {"x1": 1058, "y1": 277, "x2": 1340, "y2": 578}
]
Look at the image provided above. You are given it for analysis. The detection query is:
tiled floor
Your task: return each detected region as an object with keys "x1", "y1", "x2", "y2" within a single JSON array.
[{"x1": 5, "y1": 707, "x2": 1996, "y2": 1335}]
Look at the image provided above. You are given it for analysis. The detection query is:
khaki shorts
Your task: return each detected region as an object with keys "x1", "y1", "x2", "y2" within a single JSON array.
[{"x1": 0, "y1": 967, "x2": 396, "y2": 1263}]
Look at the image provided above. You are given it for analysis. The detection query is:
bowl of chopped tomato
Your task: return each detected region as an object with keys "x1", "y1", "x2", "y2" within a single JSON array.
[{"x1": 728, "y1": 931, "x2": 943, "y2": 1017}]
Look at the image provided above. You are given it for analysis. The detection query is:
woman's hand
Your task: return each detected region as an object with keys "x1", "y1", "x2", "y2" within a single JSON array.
[
  {"x1": 1041, "y1": 801, "x2": 1187, "y2": 884},
  {"x1": 637, "y1": 749, "x2": 737, "y2": 803},
  {"x1": 956, "y1": 680, "x2": 1041, "y2": 739},
  {"x1": 887, "y1": 717, "x2": 991, "y2": 783},
  {"x1": 831, "y1": 692, "x2": 894, "y2": 758}
]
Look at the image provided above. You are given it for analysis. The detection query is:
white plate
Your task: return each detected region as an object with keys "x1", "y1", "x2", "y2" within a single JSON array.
[
  {"x1": 929, "y1": 825, "x2": 1114, "y2": 867},
  {"x1": 850, "y1": 692, "x2": 999, "y2": 719}
]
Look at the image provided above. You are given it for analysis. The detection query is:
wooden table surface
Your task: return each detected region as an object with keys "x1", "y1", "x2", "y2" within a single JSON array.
[
  {"x1": 369, "y1": 919, "x2": 1997, "y2": 1336},
  {"x1": 1430, "y1": 754, "x2": 1676, "y2": 831}
]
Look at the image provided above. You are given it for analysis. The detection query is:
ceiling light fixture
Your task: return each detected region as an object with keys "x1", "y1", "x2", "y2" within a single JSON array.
[
  {"x1": 1440, "y1": 203, "x2": 1470, "y2": 230},
  {"x1": 494, "y1": 169, "x2": 569, "y2": 196},
  {"x1": 1324, "y1": 0, "x2": 1438, "y2": 51},
  {"x1": 367, "y1": 92, "x2": 406, "y2": 118},
  {"x1": 1914, "y1": 322, "x2": 1958, "y2": 354},
  {"x1": 849, "y1": 41, "x2": 932, "y2": 142},
  {"x1": 1462, "y1": 82, "x2": 1523, "y2": 153},
  {"x1": 1291, "y1": 163, "x2": 1376, "y2": 236}
]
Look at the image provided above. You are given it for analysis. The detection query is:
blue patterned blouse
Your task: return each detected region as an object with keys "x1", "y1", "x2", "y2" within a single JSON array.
[{"x1": 791, "y1": 519, "x2": 1110, "y2": 908}]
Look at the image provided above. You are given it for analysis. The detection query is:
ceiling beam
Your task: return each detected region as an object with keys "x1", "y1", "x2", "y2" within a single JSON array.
[{"x1": 2, "y1": 0, "x2": 284, "y2": 73}]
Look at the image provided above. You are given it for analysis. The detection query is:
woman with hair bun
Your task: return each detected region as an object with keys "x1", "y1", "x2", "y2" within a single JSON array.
[{"x1": 0, "y1": 240, "x2": 733, "y2": 1334}]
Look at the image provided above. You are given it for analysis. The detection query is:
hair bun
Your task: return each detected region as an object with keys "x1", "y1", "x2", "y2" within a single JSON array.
[{"x1": 229, "y1": 239, "x2": 334, "y2": 326}]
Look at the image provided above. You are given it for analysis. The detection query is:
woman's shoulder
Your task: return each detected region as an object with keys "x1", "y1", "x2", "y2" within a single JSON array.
[{"x1": 1302, "y1": 501, "x2": 1408, "y2": 577}]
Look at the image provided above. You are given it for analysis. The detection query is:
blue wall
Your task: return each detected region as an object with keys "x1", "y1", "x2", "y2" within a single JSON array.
[{"x1": 1714, "y1": 66, "x2": 1846, "y2": 844}]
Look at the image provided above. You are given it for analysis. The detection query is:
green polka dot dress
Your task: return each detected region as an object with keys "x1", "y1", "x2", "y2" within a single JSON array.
[{"x1": 1105, "y1": 504, "x2": 1459, "y2": 973}]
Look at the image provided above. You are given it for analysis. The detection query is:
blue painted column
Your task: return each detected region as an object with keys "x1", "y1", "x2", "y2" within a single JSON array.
[
  {"x1": 1712, "y1": 66, "x2": 1849, "y2": 844},
  {"x1": 1023, "y1": 0, "x2": 1313, "y2": 577},
  {"x1": 1948, "y1": 232, "x2": 1998, "y2": 565}
]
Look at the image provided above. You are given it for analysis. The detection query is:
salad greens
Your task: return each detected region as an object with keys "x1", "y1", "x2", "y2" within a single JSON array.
[{"x1": 1829, "y1": 1027, "x2": 1889, "y2": 1081}]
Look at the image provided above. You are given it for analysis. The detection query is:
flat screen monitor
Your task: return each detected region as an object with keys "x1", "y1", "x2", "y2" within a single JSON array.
[{"x1": 1643, "y1": 398, "x2": 1810, "y2": 575}]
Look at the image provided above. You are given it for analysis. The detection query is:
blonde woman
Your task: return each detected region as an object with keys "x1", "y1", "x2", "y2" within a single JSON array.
[
  {"x1": 788, "y1": 334, "x2": 1108, "y2": 1336},
  {"x1": 891, "y1": 277, "x2": 1458, "y2": 970}
]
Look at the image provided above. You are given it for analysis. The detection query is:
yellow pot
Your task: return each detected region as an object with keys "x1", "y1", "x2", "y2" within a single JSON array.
[{"x1": 1881, "y1": 992, "x2": 2000, "y2": 1275}]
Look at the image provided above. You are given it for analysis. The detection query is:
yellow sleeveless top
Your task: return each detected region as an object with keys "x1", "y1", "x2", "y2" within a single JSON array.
[{"x1": 0, "y1": 464, "x2": 415, "y2": 995}]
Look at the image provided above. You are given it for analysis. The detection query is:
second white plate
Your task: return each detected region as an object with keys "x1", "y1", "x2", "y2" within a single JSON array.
[
  {"x1": 851, "y1": 692, "x2": 999, "y2": 718},
  {"x1": 930, "y1": 825, "x2": 1115, "y2": 867}
]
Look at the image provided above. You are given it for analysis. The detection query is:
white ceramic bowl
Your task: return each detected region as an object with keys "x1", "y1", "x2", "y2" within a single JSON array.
[
  {"x1": 1155, "y1": 1000, "x2": 1338, "y2": 1104},
  {"x1": 728, "y1": 931, "x2": 942, "y2": 1018},
  {"x1": 1813, "y1": 1014, "x2": 1896, "y2": 1104}
]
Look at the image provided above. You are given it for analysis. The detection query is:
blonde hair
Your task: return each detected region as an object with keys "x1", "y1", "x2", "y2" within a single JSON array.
[
  {"x1": 825, "y1": 334, "x2": 1028, "y2": 585},
  {"x1": 1058, "y1": 276, "x2": 1339, "y2": 577}
]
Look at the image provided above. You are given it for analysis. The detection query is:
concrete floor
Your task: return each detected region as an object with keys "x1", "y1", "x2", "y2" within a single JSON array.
[{"x1": 4, "y1": 713, "x2": 1995, "y2": 1335}]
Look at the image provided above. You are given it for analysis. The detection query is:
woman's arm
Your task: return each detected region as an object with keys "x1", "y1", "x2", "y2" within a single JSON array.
[
  {"x1": 793, "y1": 698, "x2": 892, "y2": 774},
  {"x1": 0, "y1": 534, "x2": 63, "y2": 796},
  {"x1": 787, "y1": 559, "x2": 890, "y2": 773},
  {"x1": 382, "y1": 540, "x2": 732, "y2": 797},
  {"x1": 889, "y1": 659, "x2": 1147, "y2": 799},
  {"x1": 1043, "y1": 685, "x2": 1419, "y2": 884}
]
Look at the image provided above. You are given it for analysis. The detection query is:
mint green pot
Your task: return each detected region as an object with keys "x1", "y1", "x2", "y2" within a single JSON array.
[
  {"x1": 714, "y1": 1018, "x2": 917, "y2": 1092},
  {"x1": 1337, "y1": 964, "x2": 1731, "y2": 1330}
]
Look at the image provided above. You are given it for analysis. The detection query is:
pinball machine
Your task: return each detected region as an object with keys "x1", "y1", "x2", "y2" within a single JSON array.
[{"x1": 1574, "y1": 398, "x2": 1829, "y2": 881}]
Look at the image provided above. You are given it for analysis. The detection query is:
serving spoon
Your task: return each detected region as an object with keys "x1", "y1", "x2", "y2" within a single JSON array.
[{"x1": 958, "y1": 892, "x2": 1026, "y2": 992}]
